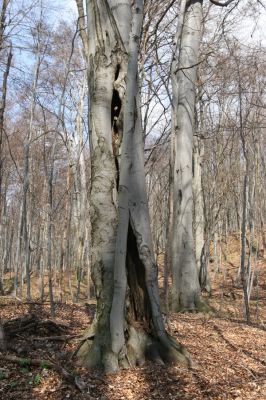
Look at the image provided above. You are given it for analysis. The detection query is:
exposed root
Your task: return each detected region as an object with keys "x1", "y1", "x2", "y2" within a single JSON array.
[
  {"x1": 171, "y1": 296, "x2": 214, "y2": 315},
  {"x1": 77, "y1": 324, "x2": 190, "y2": 373}
]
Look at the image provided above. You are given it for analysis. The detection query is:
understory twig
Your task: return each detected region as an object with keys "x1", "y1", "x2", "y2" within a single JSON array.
[{"x1": 0, "y1": 354, "x2": 87, "y2": 391}]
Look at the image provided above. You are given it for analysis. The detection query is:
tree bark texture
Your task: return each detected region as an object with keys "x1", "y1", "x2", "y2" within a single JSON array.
[
  {"x1": 0, "y1": 0, "x2": 12, "y2": 294},
  {"x1": 171, "y1": 0, "x2": 205, "y2": 312},
  {"x1": 76, "y1": 0, "x2": 190, "y2": 372},
  {"x1": 193, "y1": 131, "x2": 210, "y2": 293}
]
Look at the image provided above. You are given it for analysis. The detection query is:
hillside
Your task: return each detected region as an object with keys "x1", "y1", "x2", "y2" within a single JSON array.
[{"x1": 0, "y1": 234, "x2": 265, "y2": 400}]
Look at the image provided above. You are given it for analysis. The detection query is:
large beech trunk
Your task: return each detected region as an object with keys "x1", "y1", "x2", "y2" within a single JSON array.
[
  {"x1": 76, "y1": 0, "x2": 189, "y2": 372},
  {"x1": 170, "y1": 0, "x2": 205, "y2": 312}
]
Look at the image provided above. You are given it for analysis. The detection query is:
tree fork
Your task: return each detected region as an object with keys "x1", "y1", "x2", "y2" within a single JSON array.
[{"x1": 76, "y1": 0, "x2": 190, "y2": 373}]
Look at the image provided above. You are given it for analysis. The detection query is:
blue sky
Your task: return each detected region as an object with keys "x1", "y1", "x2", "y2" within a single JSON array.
[{"x1": 61, "y1": 0, "x2": 265, "y2": 45}]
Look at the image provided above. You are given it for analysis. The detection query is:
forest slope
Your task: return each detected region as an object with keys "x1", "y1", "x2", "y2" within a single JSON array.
[{"x1": 0, "y1": 233, "x2": 265, "y2": 400}]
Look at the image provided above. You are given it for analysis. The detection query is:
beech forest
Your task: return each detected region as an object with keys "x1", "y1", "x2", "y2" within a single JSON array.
[{"x1": 0, "y1": 0, "x2": 266, "y2": 399}]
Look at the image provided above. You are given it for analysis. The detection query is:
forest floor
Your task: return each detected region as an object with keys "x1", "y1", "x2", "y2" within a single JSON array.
[{"x1": 0, "y1": 234, "x2": 266, "y2": 400}]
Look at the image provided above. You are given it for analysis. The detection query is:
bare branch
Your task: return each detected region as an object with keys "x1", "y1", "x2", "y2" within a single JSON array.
[
  {"x1": 0, "y1": 354, "x2": 86, "y2": 391},
  {"x1": 75, "y1": 0, "x2": 89, "y2": 58},
  {"x1": 209, "y1": 0, "x2": 235, "y2": 6},
  {"x1": 257, "y1": 0, "x2": 266, "y2": 10}
]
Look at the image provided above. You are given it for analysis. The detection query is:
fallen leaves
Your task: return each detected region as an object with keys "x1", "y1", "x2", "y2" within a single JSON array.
[{"x1": 0, "y1": 264, "x2": 266, "y2": 400}]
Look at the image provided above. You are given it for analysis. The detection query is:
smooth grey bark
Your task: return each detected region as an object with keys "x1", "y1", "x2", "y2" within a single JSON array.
[
  {"x1": 109, "y1": 3, "x2": 142, "y2": 361},
  {"x1": 76, "y1": 0, "x2": 131, "y2": 372},
  {"x1": 0, "y1": 2, "x2": 12, "y2": 294},
  {"x1": 164, "y1": 0, "x2": 187, "y2": 311},
  {"x1": 193, "y1": 96, "x2": 211, "y2": 293},
  {"x1": 21, "y1": 140, "x2": 31, "y2": 301},
  {"x1": 76, "y1": 0, "x2": 190, "y2": 372},
  {"x1": 46, "y1": 138, "x2": 56, "y2": 316},
  {"x1": 0, "y1": 48, "x2": 12, "y2": 197},
  {"x1": 66, "y1": 136, "x2": 81, "y2": 300},
  {"x1": 171, "y1": 0, "x2": 204, "y2": 312},
  {"x1": 14, "y1": 204, "x2": 23, "y2": 298},
  {"x1": 20, "y1": 61, "x2": 40, "y2": 300},
  {"x1": 65, "y1": 77, "x2": 88, "y2": 302},
  {"x1": 237, "y1": 69, "x2": 250, "y2": 323},
  {"x1": 38, "y1": 218, "x2": 45, "y2": 301},
  {"x1": 75, "y1": 85, "x2": 88, "y2": 301},
  {"x1": 240, "y1": 173, "x2": 250, "y2": 323},
  {"x1": 193, "y1": 135, "x2": 207, "y2": 285},
  {"x1": 0, "y1": 9, "x2": 13, "y2": 291}
]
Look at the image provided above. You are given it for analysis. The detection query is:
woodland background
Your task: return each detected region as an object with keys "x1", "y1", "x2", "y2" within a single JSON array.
[{"x1": 0, "y1": 0, "x2": 266, "y2": 399}]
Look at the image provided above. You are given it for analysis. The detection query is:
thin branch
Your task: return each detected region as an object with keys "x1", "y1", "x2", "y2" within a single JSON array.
[
  {"x1": 28, "y1": 334, "x2": 80, "y2": 341},
  {"x1": 3, "y1": 128, "x2": 23, "y2": 183},
  {"x1": 257, "y1": 0, "x2": 266, "y2": 10},
  {"x1": 209, "y1": 0, "x2": 235, "y2": 6},
  {"x1": 174, "y1": 52, "x2": 213, "y2": 74},
  {"x1": 75, "y1": 0, "x2": 89, "y2": 58},
  {"x1": 0, "y1": 354, "x2": 86, "y2": 391}
]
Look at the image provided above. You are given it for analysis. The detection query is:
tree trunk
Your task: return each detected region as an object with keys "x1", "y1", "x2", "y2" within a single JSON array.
[
  {"x1": 47, "y1": 139, "x2": 56, "y2": 317},
  {"x1": 0, "y1": 26, "x2": 12, "y2": 294},
  {"x1": 171, "y1": 0, "x2": 205, "y2": 312},
  {"x1": 193, "y1": 132, "x2": 210, "y2": 293},
  {"x1": 76, "y1": 0, "x2": 190, "y2": 372},
  {"x1": 240, "y1": 173, "x2": 250, "y2": 323}
]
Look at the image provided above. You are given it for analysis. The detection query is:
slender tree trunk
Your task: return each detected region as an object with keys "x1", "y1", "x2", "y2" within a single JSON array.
[
  {"x1": 193, "y1": 137, "x2": 205, "y2": 272},
  {"x1": 38, "y1": 221, "x2": 45, "y2": 301},
  {"x1": 14, "y1": 203, "x2": 23, "y2": 298},
  {"x1": 240, "y1": 173, "x2": 250, "y2": 323},
  {"x1": 47, "y1": 139, "x2": 56, "y2": 316},
  {"x1": 0, "y1": 38, "x2": 12, "y2": 295},
  {"x1": 171, "y1": 0, "x2": 205, "y2": 312},
  {"x1": 21, "y1": 141, "x2": 31, "y2": 301},
  {"x1": 193, "y1": 133, "x2": 211, "y2": 293}
]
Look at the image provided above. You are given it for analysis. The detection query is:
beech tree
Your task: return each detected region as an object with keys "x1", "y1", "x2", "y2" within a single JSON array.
[
  {"x1": 75, "y1": 0, "x2": 189, "y2": 372},
  {"x1": 169, "y1": 0, "x2": 243, "y2": 311},
  {"x1": 170, "y1": 0, "x2": 205, "y2": 312},
  {"x1": 0, "y1": 0, "x2": 12, "y2": 295},
  {"x1": 0, "y1": 0, "x2": 265, "y2": 373}
]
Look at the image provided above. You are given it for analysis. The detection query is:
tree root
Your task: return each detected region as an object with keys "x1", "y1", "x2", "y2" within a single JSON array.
[
  {"x1": 171, "y1": 296, "x2": 214, "y2": 314},
  {"x1": 77, "y1": 324, "x2": 191, "y2": 373}
]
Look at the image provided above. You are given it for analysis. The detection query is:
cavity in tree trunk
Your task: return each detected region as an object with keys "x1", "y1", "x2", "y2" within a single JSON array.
[
  {"x1": 76, "y1": 0, "x2": 190, "y2": 372},
  {"x1": 170, "y1": 0, "x2": 206, "y2": 312}
]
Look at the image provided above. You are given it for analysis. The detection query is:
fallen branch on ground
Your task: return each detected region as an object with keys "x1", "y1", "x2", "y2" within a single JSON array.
[
  {"x1": 31, "y1": 334, "x2": 80, "y2": 341},
  {"x1": 0, "y1": 354, "x2": 86, "y2": 391},
  {"x1": 3, "y1": 314, "x2": 69, "y2": 338}
]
